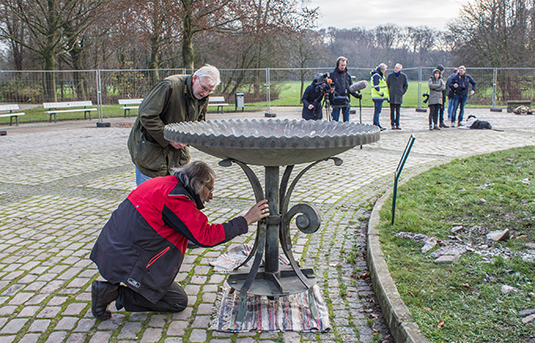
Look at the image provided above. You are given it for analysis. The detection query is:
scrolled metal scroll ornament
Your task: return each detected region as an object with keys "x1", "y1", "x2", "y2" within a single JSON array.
[{"x1": 283, "y1": 203, "x2": 321, "y2": 235}]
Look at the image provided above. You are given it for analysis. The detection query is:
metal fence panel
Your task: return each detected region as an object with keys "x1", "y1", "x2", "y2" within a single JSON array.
[{"x1": 1, "y1": 67, "x2": 534, "y2": 111}]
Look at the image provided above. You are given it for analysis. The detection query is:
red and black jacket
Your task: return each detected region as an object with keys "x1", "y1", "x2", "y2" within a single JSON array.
[{"x1": 90, "y1": 174, "x2": 248, "y2": 303}]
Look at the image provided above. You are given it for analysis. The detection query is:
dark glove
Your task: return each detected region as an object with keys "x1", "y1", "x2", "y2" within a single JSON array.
[{"x1": 355, "y1": 92, "x2": 362, "y2": 99}]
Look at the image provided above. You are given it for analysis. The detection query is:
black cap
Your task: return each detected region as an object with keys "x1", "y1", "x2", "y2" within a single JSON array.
[{"x1": 436, "y1": 64, "x2": 445, "y2": 72}]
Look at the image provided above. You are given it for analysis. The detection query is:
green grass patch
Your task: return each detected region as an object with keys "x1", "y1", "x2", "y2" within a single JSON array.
[{"x1": 378, "y1": 146, "x2": 535, "y2": 342}]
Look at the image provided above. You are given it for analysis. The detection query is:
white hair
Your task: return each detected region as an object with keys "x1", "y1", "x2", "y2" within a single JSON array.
[
  {"x1": 378, "y1": 63, "x2": 387, "y2": 71},
  {"x1": 395, "y1": 63, "x2": 403, "y2": 69},
  {"x1": 194, "y1": 64, "x2": 221, "y2": 87}
]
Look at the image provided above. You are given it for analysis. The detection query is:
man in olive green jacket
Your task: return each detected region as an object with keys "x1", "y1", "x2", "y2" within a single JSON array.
[{"x1": 128, "y1": 65, "x2": 220, "y2": 186}]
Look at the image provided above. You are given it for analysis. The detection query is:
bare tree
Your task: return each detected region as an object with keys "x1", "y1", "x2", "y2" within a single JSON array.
[
  {"x1": 448, "y1": 0, "x2": 534, "y2": 99},
  {"x1": 0, "y1": 0, "x2": 110, "y2": 100}
]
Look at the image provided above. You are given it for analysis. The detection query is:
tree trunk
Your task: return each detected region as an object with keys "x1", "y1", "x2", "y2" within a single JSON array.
[{"x1": 181, "y1": 0, "x2": 195, "y2": 70}]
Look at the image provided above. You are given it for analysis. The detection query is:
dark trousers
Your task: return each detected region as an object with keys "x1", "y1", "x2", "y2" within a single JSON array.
[
  {"x1": 373, "y1": 100, "x2": 384, "y2": 127},
  {"x1": 390, "y1": 103, "x2": 401, "y2": 128},
  {"x1": 116, "y1": 282, "x2": 188, "y2": 313},
  {"x1": 439, "y1": 103, "x2": 446, "y2": 124},
  {"x1": 429, "y1": 104, "x2": 440, "y2": 126}
]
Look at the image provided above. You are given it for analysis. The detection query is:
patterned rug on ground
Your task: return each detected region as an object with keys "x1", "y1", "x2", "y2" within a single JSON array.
[{"x1": 209, "y1": 284, "x2": 331, "y2": 332}]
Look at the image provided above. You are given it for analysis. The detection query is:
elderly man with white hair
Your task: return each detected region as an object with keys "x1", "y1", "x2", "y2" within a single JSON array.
[
  {"x1": 128, "y1": 64, "x2": 221, "y2": 186},
  {"x1": 386, "y1": 63, "x2": 408, "y2": 130}
]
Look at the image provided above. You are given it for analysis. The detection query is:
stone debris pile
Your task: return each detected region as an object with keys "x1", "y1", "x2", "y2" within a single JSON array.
[{"x1": 394, "y1": 225, "x2": 535, "y2": 264}]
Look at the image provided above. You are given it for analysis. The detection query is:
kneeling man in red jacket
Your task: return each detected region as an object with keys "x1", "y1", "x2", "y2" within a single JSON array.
[{"x1": 90, "y1": 161, "x2": 269, "y2": 320}]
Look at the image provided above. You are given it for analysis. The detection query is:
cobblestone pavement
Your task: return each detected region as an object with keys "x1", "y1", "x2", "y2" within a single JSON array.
[{"x1": 1, "y1": 107, "x2": 535, "y2": 343}]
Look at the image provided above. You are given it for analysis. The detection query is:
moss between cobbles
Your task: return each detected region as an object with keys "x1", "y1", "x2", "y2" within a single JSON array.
[{"x1": 378, "y1": 146, "x2": 535, "y2": 343}]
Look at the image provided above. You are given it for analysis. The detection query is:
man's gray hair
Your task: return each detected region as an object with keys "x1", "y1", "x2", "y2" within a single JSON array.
[
  {"x1": 377, "y1": 63, "x2": 387, "y2": 71},
  {"x1": 395, "y1": 63, "x2": 403, "y2": 69},
  {"x1": 194, "y1": 64, "x2": 221, "y2": 87},
  {"x1": 173, "y1": 161, "x2": 215, "y2": 195}
]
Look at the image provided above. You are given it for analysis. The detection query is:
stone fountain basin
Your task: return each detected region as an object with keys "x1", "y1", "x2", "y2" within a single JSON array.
[{"x1": 164, "y1": 119, "x2": 380, "y2": 166}]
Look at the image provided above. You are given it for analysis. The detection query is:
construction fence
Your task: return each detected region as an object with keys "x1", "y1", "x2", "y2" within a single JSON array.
[{"x1": 0, "y1": 67, "x2": 533, "y2": 113}]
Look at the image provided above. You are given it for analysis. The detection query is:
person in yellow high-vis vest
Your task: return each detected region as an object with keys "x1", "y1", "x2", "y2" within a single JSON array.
[{"x1": 370, "y1": 63, "x2": 389, "y2": 131}]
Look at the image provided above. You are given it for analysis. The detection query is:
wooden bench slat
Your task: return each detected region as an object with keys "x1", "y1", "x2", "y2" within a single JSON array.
[
  {"x1": 0, "y1": 113, "x2": 25, "y2": 117},
  {"x1": 0, "y1": 104, "x2": 21, "y2": 111},
  {"x1": 45, "y1": 109, "x2": 97, "y2": 114}
]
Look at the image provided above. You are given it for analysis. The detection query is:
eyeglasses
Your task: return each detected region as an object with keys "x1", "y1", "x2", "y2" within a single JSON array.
[
  {"x1": 204, "y1": 183, "x2": 214, "y2": 194},
  {"x1": 199, "y1": 81, "x2": 214, "y2": 94}
]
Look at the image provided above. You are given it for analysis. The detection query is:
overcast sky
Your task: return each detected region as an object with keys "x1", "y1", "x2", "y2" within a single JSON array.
[{"x1": 307, "y1": 0, "x2": 466, "y2": 31}]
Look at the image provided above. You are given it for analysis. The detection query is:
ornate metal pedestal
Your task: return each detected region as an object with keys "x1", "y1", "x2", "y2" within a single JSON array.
[{"x1": 165, "y1": 119, "x2": 379, "y2": 323}]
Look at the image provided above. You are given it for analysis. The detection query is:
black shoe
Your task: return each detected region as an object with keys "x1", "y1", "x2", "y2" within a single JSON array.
[
  {"x1": 395, "y1": 126, "x2": 402, "y2": 130},
  {"x1": 380, "y1": 127, "x2": 386, "y2": 131},
  {"x1": 439, "y1": 123, "x2": 449, "y2": 128},
  {"x1": 91, "y1": 281, "x2": 119, "y2": 320},
  {"x1": 187, "y1": 240, "x2": 199, "y2": 249}
]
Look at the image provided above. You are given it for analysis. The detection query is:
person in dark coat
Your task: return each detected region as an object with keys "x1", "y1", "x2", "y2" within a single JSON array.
[
  {"x1": 445, "y1": 68, "x2": 459, "y2": 122},
  {"x1": 329, "y1": 56, "x2": 352, "y2": 122},
  {"x1": 386, "y1": 63, "x2": 408, "y2": 130},
  {"x1": 301, "y1": 74, "x2": 326, "y2": 120},
  {"x1": 449, "y1": 65, "x2": 476, "y2": 127},
  {"x1": 89, "y1": 161, "x2": 269, "y2": 320}
]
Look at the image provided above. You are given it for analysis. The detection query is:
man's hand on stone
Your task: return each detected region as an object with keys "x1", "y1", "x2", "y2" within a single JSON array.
[{"x1": 169, "y1": 141, "x2": 186, "y2": 149}]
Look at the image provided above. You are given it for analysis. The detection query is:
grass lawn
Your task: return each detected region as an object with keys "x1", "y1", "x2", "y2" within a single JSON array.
[{"x1": 377, "y1": 146, "x2": 535, "y2": 342}]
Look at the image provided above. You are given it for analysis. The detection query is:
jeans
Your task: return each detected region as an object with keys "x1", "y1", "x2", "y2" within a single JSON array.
[
  {"x1": 116, "y1": 282, "x2": 188, "y2": 313},
  {"x1": 373, "y1": 100, "x2": 384, "y2": 127},
  {"x1": 135, "y1": 166, "x2": 152, "y2": 187},
  {"x1": 390, "y1": 103, "x2": 401, "y2": 127},
  {"x1": 447, "y1": 98, "x2": 455, "y2": 121},
  {"x1": 450, "y1": 94, "x2": 468, "y2": 123},
  {"x1": 331, "y1": 104, "x2": 350, "y2": 122}
]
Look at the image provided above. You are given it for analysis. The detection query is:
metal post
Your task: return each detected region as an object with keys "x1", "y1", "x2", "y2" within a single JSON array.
[
  {"x1": 418, "y1": 67, "x2": 422, "y2": 108},
  {"x1": 265, "y1": 68, "x2": 276, "y2": 117},
  {"x1": 392, "y1": 135, "x2": 415, "y2": 225},
  {"x1": 264, "y1": 166, "x2": 280, "y2": 274},
  {"x1": 415, "y1": 67, "x2": 427, "y2": 112},
  {"x1": 96, "y1": 69, "x2": 110, "y2": 127},
  {"x1": 490, "y1": 68, "x2": 502, "y2": 112}
]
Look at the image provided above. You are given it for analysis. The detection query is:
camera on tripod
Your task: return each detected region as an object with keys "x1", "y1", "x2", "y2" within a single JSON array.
[{"x1": 314, "y1": 73, "x2": 335, "y2": 94}]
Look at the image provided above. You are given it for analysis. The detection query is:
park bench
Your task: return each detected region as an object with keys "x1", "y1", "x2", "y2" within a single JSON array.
[
  {"x1": 43, "y1": 101, "x2": 97, "y2": 123},
  {"x1": 0, "y1": 104, "x2": 25, "y2": 126},
  {"x1": 118, "y1": 98, "x2": 143, "y2": 118},
  {"x1": 507, "y1": 100, "x2": 532, "y2": 113},
  {"x1": 208, "y1": 96, "x2": 229, "y2": 113}
]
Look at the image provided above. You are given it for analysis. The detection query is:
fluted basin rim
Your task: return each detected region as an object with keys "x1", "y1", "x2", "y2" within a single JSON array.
[{"x1": 164, "y1": 118, "x2": 380, "y2": 149}]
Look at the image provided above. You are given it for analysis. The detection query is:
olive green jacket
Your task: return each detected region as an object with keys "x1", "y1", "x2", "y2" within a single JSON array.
[{"x1": 127, "y1": 75, "x2": 208, "y2": 178}]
